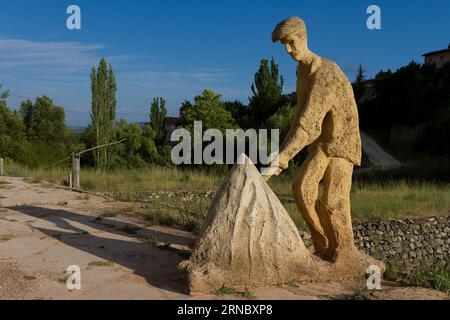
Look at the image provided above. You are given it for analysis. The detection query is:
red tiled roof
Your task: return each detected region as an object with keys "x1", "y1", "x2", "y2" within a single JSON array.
[{"x1": 423, "y1": 45, "x2": 450, "y2": 57}]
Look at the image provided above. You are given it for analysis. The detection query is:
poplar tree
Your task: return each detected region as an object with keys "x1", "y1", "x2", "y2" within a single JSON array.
[
  {"x1": 249, "y1": 57, "x2": 285, "y2": 125},
  {"x1": 149, "y1": 97, "x2": 167, "y2": 147},
  {"x1": 90, "y1": 58, "x2": 117, "y2": 169},
  {"x1": 353, "y1": 64, "x2": 366, "y2": 102}
]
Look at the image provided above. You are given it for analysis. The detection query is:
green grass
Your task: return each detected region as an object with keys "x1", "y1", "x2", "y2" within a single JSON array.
[
  {"x1": 138, "y1": 235, "x2": 169, "y2": 248},
  {"x1": 349, "y1": 276, "x2": 370, "y2": 300},
  {"x1": 100, "y1": 211, "x2": 119, "y2": 218},
  {"x1": 0, "y1": 181, "x2": 12, "y2": 189},
  {"x1": 215, "y1": 284, "x2": 236, "y2": 296},
  {"x1": 407, "y1": 263, "x2": 450, "y2": 294},
  {"x1": 384, "y1": 261, "x2": 400, "y2": 282},
  {"x1": 4, "y1": 160, "x2": 450, "y2": 221},
  {"x1": 88, "y1": 261, "x2": 114, "y2": 268},
  {"x1": 240, "y1": 288, "x2": 256, "y2": 299},
  {"x1": 118, "y1": 225, "x2": 141, "y2": 235},
  {"x1": 0, "y1": 234, "x2": 14, "y2": 242},
  {"x1": 136, "y1": 197, "x2": 210, "y2": 235},
  {"x1": 351, "y1": 181, "x2": 450, "y2": 220}
]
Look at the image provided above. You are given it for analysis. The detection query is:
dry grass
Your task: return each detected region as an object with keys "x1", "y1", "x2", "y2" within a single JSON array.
[
  {"x1": 5, "y1": 160, "x2": 450, "y2": 221},
  {"x1": 5, "y1": 160, "x2": 223, "y2": 192},
  {"x1": 0, "y1": 234, "x2": 15, "y2": 242},
  {"x1": 351, "y1": 181, "x2": 450, "y2": 220}
]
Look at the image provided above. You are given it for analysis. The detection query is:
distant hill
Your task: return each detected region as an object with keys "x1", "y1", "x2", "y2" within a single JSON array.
[
  {"x1": 69, "y1": 122, "x2": 149, "y2": 134},
  {"x1": 69, "y1": 126, "x2": 86, "y2": 134}
]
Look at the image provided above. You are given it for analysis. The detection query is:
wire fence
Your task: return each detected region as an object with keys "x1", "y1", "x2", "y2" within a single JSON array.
[{"x1": 45, "y1": 138, "x2": 127, "y2": 169}]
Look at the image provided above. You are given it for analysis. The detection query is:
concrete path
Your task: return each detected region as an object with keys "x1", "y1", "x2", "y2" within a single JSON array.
[{"x1": 0, "y1": 177, "x2": 446, "y2": 300}]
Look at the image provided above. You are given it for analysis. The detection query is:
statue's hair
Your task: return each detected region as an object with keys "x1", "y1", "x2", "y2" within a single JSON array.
[{"x1": 272, "y1": 17, "x2": 307, "y2": 43}]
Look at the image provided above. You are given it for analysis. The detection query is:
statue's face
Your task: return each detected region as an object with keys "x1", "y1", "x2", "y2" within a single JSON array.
[{"x1": 281, "y1": 34, "x2": 305, "y2": 62}]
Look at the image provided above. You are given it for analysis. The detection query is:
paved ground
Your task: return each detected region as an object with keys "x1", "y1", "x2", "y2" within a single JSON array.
[{"x1": 0, "y1": 177, "x2": 447, "y2": 300}]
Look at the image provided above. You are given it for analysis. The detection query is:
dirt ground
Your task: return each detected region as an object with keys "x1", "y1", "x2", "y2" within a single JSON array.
[{"x1": 0, "y1": 177, "x2": 447, "y2": 300}]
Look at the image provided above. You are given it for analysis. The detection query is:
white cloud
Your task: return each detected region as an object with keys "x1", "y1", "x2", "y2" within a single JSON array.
[
  {"x1": 121, "y1": 69, "x2": 230, "y2": 86},
  {"x1": 0, "y1": 37, "x2": 108, "y2": 69},
  {"x1": 0, "y1": 37, "x2": 251, "y2": 125}
]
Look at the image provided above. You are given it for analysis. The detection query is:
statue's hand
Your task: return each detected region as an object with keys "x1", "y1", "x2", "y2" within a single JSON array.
[
  {"x1": 262, "y1": 167, "x2": 283, "y2": 182},
  {"x1": 279, "y1": 153, "x2": 290, "y2": 170}
]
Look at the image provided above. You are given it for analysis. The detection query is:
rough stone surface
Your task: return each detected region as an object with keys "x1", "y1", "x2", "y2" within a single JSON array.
[
  {"x1": 352, "y1": 217, "x2": 450, "y2": 274},
  {"x1": 180, "y1": 17, "x2": 385, "y2": 294},
  {"x1": 266, "y1": 17, "x2": 366, "y2": 263},
  {"x1": 179, "y1": 156, "x2": 384, "y2": 294}
]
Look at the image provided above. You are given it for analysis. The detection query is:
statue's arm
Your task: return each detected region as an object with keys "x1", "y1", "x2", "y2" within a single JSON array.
[{"x1": 277, "y1": 81, "x2": 330, "y2": 169}]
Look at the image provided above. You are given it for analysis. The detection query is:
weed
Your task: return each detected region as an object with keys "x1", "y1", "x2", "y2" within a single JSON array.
[
  {"x1": 407, "y1": 263, "x2": 450, "y2": 294},
  {"x1": 118, "y1": 225, "x2": 140, "y2": 235},
  {"x1": 138, "y1": 235, "x2": 169, "y2": 248},
  {"x1": 241, "y1": 288, "x2": 256, "y2": 299},
  {"x1": 88, "y1": 261, "x2": 114, "y2": 268},
  {"x1": 100, "y1": 211, "x2": 119, "y2": 218},
  {"x1": 215, "y1": 284, "x2": 236, "y2": 296},
  {"x1": 349, "y1": 276, "x2": 369, "y2": 300},
  {"x1": 0, "y1": 234, "x2": 14, "y2": 242}
]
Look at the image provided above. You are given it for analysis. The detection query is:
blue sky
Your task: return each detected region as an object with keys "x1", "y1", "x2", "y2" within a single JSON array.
[{"x1": 0, "y1": 0, "x2": 449, "y2": 126}]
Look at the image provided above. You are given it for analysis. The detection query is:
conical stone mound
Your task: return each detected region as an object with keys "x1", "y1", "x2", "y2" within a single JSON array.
[
  {"x1": 179, "y1": 155, "x2": 318, "y2": 293},
  {"x1": 178, "y1": 155, "x2": 384, "y2": 294}
]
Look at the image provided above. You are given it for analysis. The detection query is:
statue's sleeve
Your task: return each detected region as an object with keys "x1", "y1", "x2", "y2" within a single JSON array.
[
  {"x1": 298, "y1": 78, "x2": 331, "y2": 144},
  {"x1": 278, "y1": 77, "x2": 331, "y2": 166}
]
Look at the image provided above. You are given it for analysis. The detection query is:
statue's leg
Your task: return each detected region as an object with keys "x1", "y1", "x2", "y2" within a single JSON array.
[
  {"x1": 293, "y1": 147, "x2": 330, "y2": 256},
  {"x1": 321, "y1": 158, "x2": 357, "y2": 262}
]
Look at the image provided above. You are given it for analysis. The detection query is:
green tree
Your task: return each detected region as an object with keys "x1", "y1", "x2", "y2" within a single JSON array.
[
  {"x1": 249, "y1": 57, "x2": 285, "y2": 125},
  {"x1": 0, "y1": 83, "x2": 9, "y2": 102},
  {"x1": 0, "y1": 84, "x2": 26, "y2": 163},
  {"x1": 224, "y1": 100, "x2": 252, "y2": 129},
  {"x1": 359, "y1": 61, "x2": 450, "y2": 158},
  {"x1": 141, "y1": 124, "x2": 160, "y2": 164},
  {"x1": 18, "y1": 96, "x2": 71, "y2": 145},
  {"x1": 114, "y1": 120, "x2": 145, "y2": 168},
  {"x1": 112, "y1": 120, "x2": 165, "y2": 168},
  {"x1": 266, "y1": 104, "x2": 296, "y2": 143},
  {"x1": 149, "y1": 97, "x2": 167, "y2": 147},
  {"x1": 355, "y1": 64, "x2": 366, "y2": 84},
  {"x1": 19, "y1": 99, "x2": 33, "y2": 137},
  {"x1": 90, "y1": 58, "x2": 117, "y2": 169},
  {"x1": 353, "y1": 64, "x2": 366, "y2": 102},
  {"x1": 181, "y1": 89, "x2": 237, "y2": 133}
]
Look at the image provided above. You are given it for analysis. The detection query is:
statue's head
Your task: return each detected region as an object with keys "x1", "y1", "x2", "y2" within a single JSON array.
[{"x1": 272, "y1": 17, "x2": 308, "y2": 62}]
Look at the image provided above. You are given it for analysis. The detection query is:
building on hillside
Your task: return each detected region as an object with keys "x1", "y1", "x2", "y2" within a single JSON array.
[
  {"x1": 164, "y1": 117, "x2": 182, "y2": 144},
  {"x1": 359, "y1": 79, "x2": 378, "y2": 102},
  {"x1": 422, "y1": 44, "x2": 450, "y2": 68}
]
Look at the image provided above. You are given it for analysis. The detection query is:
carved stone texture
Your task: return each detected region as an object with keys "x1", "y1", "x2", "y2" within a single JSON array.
[
  {"x1": 179, "y1": 155, "x2": 384, "y2": 294},
  {"x1": 179, "y1": 17, "x2": 386, "y2": 294},
  {"x1": 269, "y1": 17, "x2": 374, "y2": 264}
]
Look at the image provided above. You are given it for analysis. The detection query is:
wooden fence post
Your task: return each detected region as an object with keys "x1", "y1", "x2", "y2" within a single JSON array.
[
  {"x1": 0, "y1": 158, "x2": 3, "y2": 176},
  {"x1": 72, "y1": 154, "x2": 80, "y2": 189}
]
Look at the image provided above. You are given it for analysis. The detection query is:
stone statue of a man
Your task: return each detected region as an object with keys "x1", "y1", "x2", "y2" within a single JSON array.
[{"x1": 265, "y1": 17, "x2": 362, "y2": 263}]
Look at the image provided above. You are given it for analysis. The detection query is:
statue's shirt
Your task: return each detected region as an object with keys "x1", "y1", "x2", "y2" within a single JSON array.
[{"x1": 294, "y1": 59, "x2": 362, "y2": 166}]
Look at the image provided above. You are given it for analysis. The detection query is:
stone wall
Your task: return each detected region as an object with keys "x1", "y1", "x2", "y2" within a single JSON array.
[
  {"x1": 102, "y1": 190, "x2": 449, "y2": 274},
  {"x1": 352, "y1": 216, "x2": 449, "y2": 273},
  {"x1": 300, "y1": 216, "x2": 449, "y2": 274}
]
